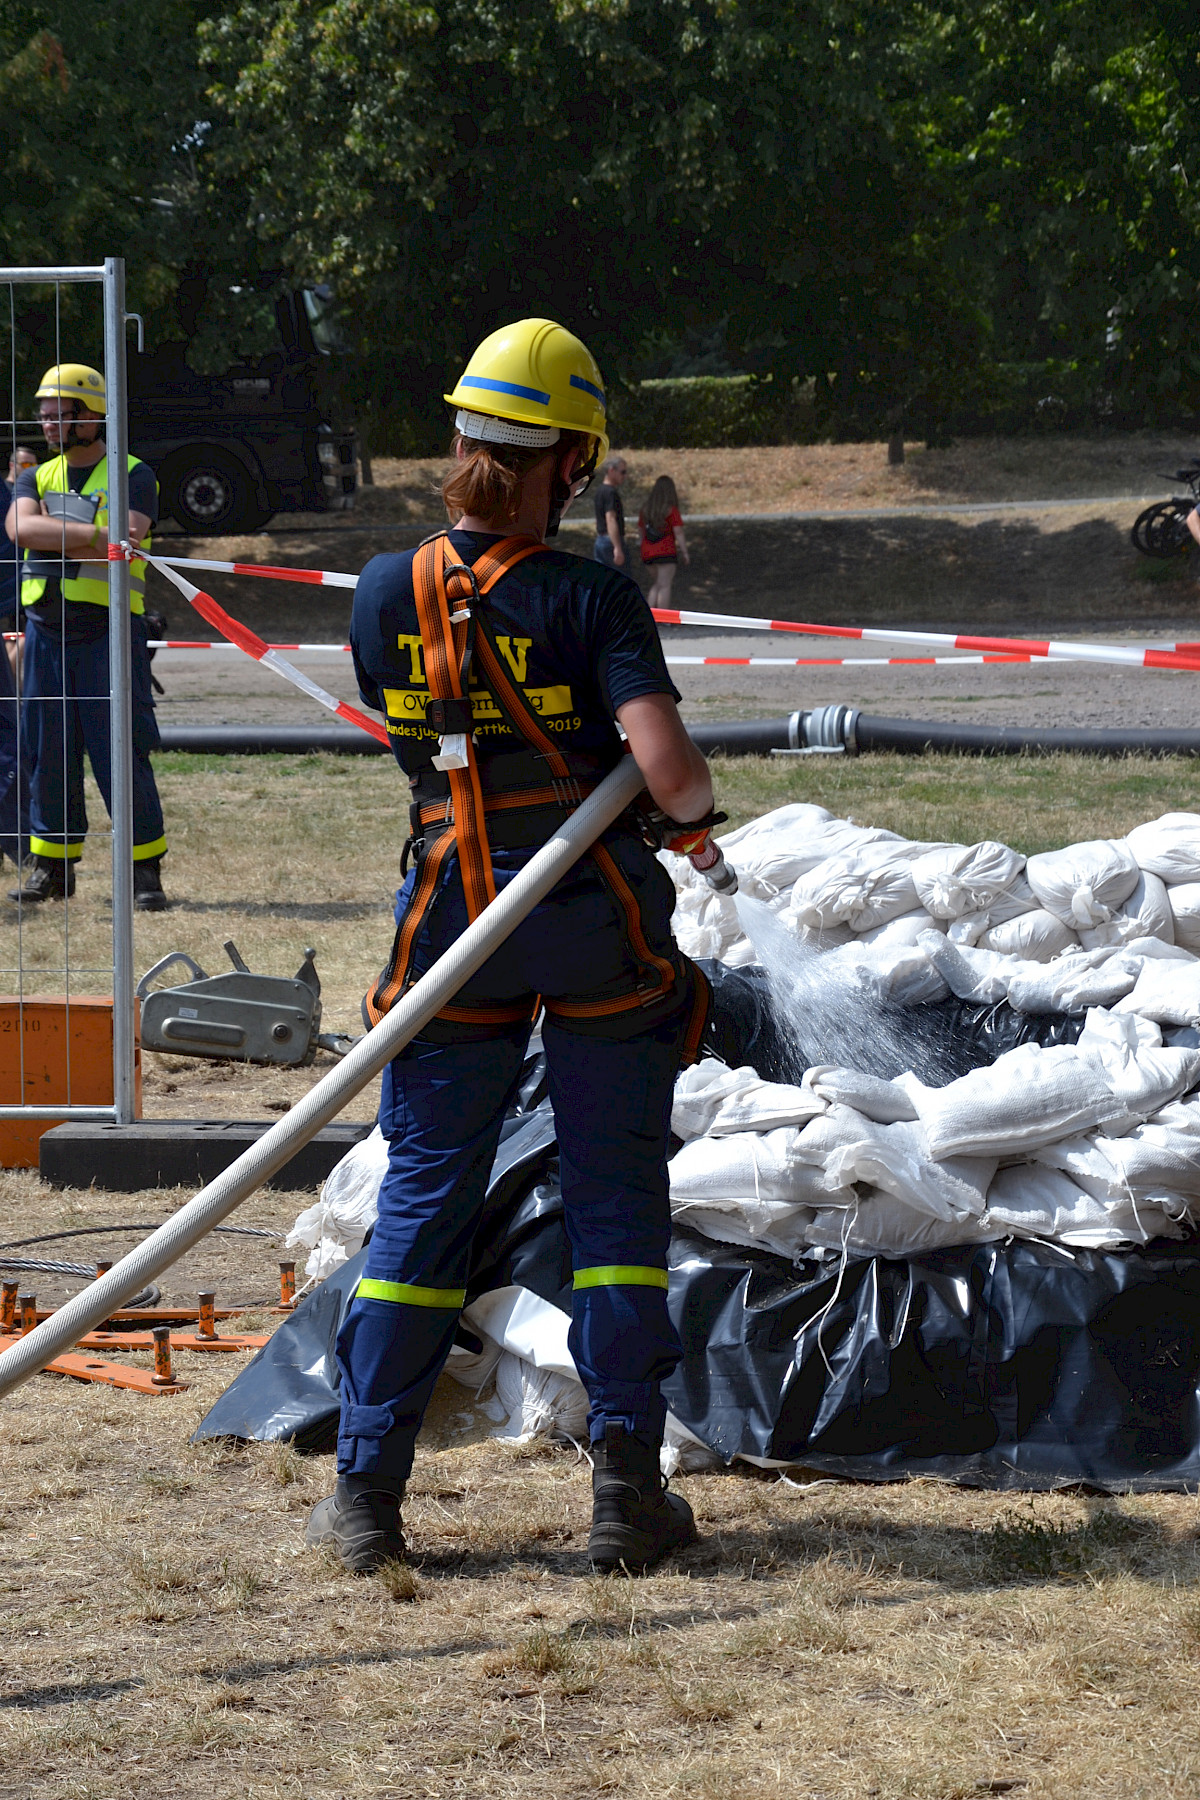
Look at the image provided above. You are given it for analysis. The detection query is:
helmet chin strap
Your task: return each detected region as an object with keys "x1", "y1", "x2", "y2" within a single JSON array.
[{"x1": 545, "y1": 442, "x2": 600, "y2": 540}]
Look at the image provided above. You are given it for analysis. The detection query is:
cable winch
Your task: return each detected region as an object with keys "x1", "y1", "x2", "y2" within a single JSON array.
[{"x1": 137, "y1": 940, "x2": 355, "y2": 1067}]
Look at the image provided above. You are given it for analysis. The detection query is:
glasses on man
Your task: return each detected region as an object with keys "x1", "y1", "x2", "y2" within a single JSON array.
[{"x1": 37, "y1": 405, "x2": 83, "y2": 425}]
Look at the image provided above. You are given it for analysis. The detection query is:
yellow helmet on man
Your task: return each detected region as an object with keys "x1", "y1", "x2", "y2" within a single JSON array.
[
  {"x1": 445, "y1": 319, "x2": 609, "y2": 468},
  {"x1": 35, "y1": 363, "x2": 106, "y2": 413}
]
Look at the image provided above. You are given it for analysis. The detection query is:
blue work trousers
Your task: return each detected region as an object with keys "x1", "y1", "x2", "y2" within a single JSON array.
[
  {"x1": 0, "y1": 637, "x2": 28, "y2": 866},
  {"x1": 335, "y1": 835, "x2": 690, "y2": 1484},
  {"x1": 21, "y1": 615, "x2": 166, "y2": 861}
]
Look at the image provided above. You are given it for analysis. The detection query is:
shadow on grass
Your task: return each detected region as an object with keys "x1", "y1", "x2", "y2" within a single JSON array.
[{"x1": 163, "y1": 899, "x2": 387, "y2": 920}]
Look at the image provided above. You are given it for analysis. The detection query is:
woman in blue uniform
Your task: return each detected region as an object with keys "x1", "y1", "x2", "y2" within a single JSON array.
[{"x1": 309, "y1": 320, "x2": 722, "y2": 1576}]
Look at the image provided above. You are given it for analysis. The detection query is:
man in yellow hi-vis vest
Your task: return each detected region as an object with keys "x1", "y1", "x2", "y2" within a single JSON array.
[{"x1": 4, "y1": 364, "x2": 168, "y2": 908}]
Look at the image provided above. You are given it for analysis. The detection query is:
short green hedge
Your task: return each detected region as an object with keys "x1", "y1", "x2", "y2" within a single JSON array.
[{"x1": 608, "y1": 376, "x2": 816, "y2": 449}]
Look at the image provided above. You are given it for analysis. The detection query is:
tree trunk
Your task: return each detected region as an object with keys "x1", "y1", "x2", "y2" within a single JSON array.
[{"x1": 887, "y1": 430, "x2": 905, "y2": 465}]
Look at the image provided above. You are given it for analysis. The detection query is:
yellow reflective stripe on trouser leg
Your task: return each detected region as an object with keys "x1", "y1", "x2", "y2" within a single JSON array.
[
  {"x1": 356, "y1": 1277, "x2": 466, "y2": 1308},
  {"x1": 572, "y1": 1266, "x2": 669, "y2": 1291},
  {"x1": 133, "y1": 836, "x2": 167, "y2": 861},
  {"x1": 30, "y1": 837, "x2": 83, "y2": 860}
]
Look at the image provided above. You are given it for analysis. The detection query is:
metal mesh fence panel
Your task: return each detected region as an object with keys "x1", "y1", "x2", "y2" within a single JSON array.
[{"x1": 0, "y1": 260, "x2": 137, "y2": 1141}]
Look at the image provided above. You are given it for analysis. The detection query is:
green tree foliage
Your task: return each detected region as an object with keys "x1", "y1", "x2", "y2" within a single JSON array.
[
  {"x1": 198, "y1": 0, "x2": 991, "y2": 440},
  {"x1": 5, "y1": 0, "x2": 1200, "y2": 437}
]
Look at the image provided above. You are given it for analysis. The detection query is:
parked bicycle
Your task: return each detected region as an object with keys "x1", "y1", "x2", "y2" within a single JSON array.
[{"x1": 1131, "y1": 465, "x2": 1200, "y2": 558}]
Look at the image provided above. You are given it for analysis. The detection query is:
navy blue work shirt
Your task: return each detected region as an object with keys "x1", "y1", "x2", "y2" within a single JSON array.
[{"x1": 351, "y1": 530, "x2": 681, "y2": 779}]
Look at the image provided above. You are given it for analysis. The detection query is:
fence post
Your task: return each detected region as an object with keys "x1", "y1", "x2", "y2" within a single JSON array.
[{"x1": 103, "y1": 256, "x2": 137, "y2": 1126}]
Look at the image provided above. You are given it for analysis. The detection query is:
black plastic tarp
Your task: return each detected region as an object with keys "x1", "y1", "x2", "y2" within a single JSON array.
[{"x1": 194, "y1": 969, "x2": 1200, "y2": 1490}]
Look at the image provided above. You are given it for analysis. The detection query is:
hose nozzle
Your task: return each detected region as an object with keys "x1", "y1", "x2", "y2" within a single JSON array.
[{"x1": 688, "y1": 840, "x2": 739, "y2": 896}]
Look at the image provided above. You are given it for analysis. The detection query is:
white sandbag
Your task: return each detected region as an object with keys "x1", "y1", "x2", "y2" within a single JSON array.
[
  {"x1": 803, "y1": 1065, "x2": 919, "y2": 1123},
  {"x1": 826, "y1": 939, "x2": 951, "y2": 1007},
  {"x1": 665, "y1": 858, "x2": 747, "y2": 961},
  {"x1": 948, "y1": 874, "x2": 1042, "y2": 946},
  {"x1": 978, "y1": 909, "x2": 1079, "y2": 961},
  {"x1": 668, "y1": 1126, "x2": 836, "y2": 1207},
  {"x1": 1167, "y1": 882, "x2": 1200, "y2": 953},
  {"x1": 788, "y1": 919, "x2": 857, "y2": 949},
  {"x1": 717, "y1": 801, "x2": 836, "y2": 852},
  {"x1": 662, "y1": 1415, "x2": 725, "y2": 1476},
  {"x1": 787, "y1": 843, "x2": 921, "y2": 934},
  {"x1": 1035, "y1": 1100, "x2": 1200, "y2": 1201},
  {"x1": 918, "y1": 933, "x2": 1016, "y2": 1005},
  {"x1": 897, "y1": 1042, "x2": 1131, "y2": 1159},
  {"x1": 1005, "y1": 949, "x2": 1148, "y2": 1015},
  {"x1": 911, "y1": 841, "x2": 1025, "y2": 921},
  {"x1": 860, "y1": 907, "x2": 946, "y2": 946},
  {"x1": 1079, "y1": 871, "x2": 1174, "y2": 950},
  {"x1": 669, "y1": 1193, "x2": 817, "y2": 1262},
  {"x1": 821, "y1": 1117, "x2": 996, "y2": 1223},
  {"x1": 1025, "y1": 839, "x2": 1140, "y2": 929},
  {"x1": 285, "y1": 1124, "x2": 389, "y2": 1280},
  {"x1": 1075, "y1": 1007, "x2": 1200, "y2": 1122},
  {"x1": 464, "y1": 1284, "x2": 575, "y2": 1378},
  {"x1": 805, "y1": 1191, "x2": 1001, "y2": 1258},
  {"x1": 1125, "y1": 812, "x2": 1200, "y2": 885},
  {"x1": 491, "y1": 1353, "x2": 590, "y2": 1443},
  {"x1": 720, "y1": 808, "x2": 901, "y2": 897},
  {"x1": 1114, "y1": 957, "x2": 1200, "y2": 1028},
  {"x1": 671, "y1": 1060, "x2": 826, "y2": 1141},
  {"x1": 984, "y1": 1164, "x2": 1186, "y2": 1248}
]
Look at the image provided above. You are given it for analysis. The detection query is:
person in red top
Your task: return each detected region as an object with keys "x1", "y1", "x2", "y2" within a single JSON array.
[{"x1": 638, "y1": 475, "x2": 689, "y2": 606}]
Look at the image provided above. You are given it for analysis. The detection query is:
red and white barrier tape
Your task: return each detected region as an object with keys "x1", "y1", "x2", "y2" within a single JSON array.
[
  {"x1": 135, "y1": 639, "x2": 1035, "y2": 669},
  {"x1": 137, "y1": 550, "x2": 1200, "y2": 676},
  {"x1": 651, "y1": 606, "x2": 1200, "y2": 673},
  {"x1": 152, "y1": 553, "x2": 357, "y2": 590},
  {"x1": 128, "y1": 550, "x2": 389, "y2": 746}
]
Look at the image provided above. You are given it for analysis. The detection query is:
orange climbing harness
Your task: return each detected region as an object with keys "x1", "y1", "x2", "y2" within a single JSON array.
[{"x1": 365, "y1": 532, "x2": 709, "y2": 1054}]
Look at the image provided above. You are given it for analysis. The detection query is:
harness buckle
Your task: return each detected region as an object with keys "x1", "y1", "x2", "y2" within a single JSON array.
[
  {"x1": 426, "y1": 696, "x2": 475, "y2": 735},
  {"x1": 636, "y1": 972, "x2": 668, "y2": 1008}
]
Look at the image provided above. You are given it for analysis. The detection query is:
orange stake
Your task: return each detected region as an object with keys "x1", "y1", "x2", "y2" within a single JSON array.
[
  {"x1": 278, "y1": 1262, "x2": 297, "y2": 1307},
  {"x1": 151, "y1": 1326, "x2": 174, "y2": 1386},
  {"x1": 19, "y1": 1295, "x2": 36, "y2": 1335},
  {"x1": 0, "y1": 1282, "x2": 16, "y2": 1332},
  {"x1": 197, "y1": 1291, "x2": 218, "y2": 1340}
]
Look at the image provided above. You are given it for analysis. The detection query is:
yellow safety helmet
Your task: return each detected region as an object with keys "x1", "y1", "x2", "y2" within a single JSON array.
[
  {"x1": 445, "y1": 318, "x2": 609, "y2": 467},
  {"x1": 35, "y1": 363, "x2": 106, "y2": 413}
]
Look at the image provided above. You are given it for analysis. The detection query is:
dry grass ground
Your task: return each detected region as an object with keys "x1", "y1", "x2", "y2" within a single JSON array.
[
  {"x1": 5, "y1": 748, "x2": 1200, "y2": 1115},
  {"x1": 6, "y1": 751, "x2": 1200, "y2": 1797}
]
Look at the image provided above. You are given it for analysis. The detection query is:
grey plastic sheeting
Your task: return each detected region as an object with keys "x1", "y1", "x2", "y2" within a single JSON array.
[
  {"x1": 194, "y1": 977, "x2": 1200, "y2": 1490},
  {"x1": 194, "y1": 1098, "x2": 1200, "y2": 1490}
]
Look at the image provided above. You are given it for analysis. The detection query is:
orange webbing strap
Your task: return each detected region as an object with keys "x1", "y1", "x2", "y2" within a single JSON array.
[
  {"x1": 364, "y1": 827, "x2": 458, "y2": 1025},
  {"x1": 413, "y1": 538, "x2": 496, "y2": 920},
  {"x1": 364, "y1": 534, "x2": 550, "y2": 1027},
  {"x1": 679, "y1": 958, "x2": 712, "y2": 1066}
]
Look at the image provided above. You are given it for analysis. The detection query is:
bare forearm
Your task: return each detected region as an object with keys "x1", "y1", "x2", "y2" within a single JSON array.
[
  {"x1": 616, "y1": 693, "x2": 713, "y2": 820},
  {"x1": 7, "y1": 516, "x2": 99, "y2": 553},
  {"x1": 1188, "y1": 509, "x2": 1200, "y2": 549}
]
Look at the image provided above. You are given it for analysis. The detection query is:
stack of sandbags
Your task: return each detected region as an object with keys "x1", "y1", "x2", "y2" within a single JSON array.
[
  {"x1": 669, "y1": 806, "x2": 1200, "y2": 977},
  {"x1": 668, "y1": 1011, "x2": 1200, "y2": 1259}
]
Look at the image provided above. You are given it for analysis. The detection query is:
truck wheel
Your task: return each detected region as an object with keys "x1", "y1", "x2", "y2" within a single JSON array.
[{"x1": 165, "y1": 450, "x2": 272, "y2": 535}]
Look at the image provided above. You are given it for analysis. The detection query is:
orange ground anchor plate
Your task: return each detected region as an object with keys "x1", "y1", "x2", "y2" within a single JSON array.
[{"x1": 0, "y1": 1334, "x2": 187, "y2": 1394}]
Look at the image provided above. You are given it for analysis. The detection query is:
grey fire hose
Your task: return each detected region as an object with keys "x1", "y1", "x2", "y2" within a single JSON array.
[{"x1": 0, "y1": 755, "x2": 647, "y2": 1401}]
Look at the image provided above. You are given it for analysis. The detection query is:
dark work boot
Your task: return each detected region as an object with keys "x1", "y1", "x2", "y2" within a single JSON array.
[
  {"x1": 305, "y1": 1475, "x2": 406, "y2": 1575},
  {"x1": 588, "y1": 1424, "x2": 697, "y2": 1574},
  {"x1": 8, "y1": 855, "x2": 75, "y2": 903},
  {"x1": 133, "y1": 856, "x2": 168, "y2": 912}
]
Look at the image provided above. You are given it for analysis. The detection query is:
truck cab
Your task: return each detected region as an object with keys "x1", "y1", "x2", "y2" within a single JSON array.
[{"x1": 127, "y1": 287, "x2": 358, "y2": 535}]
